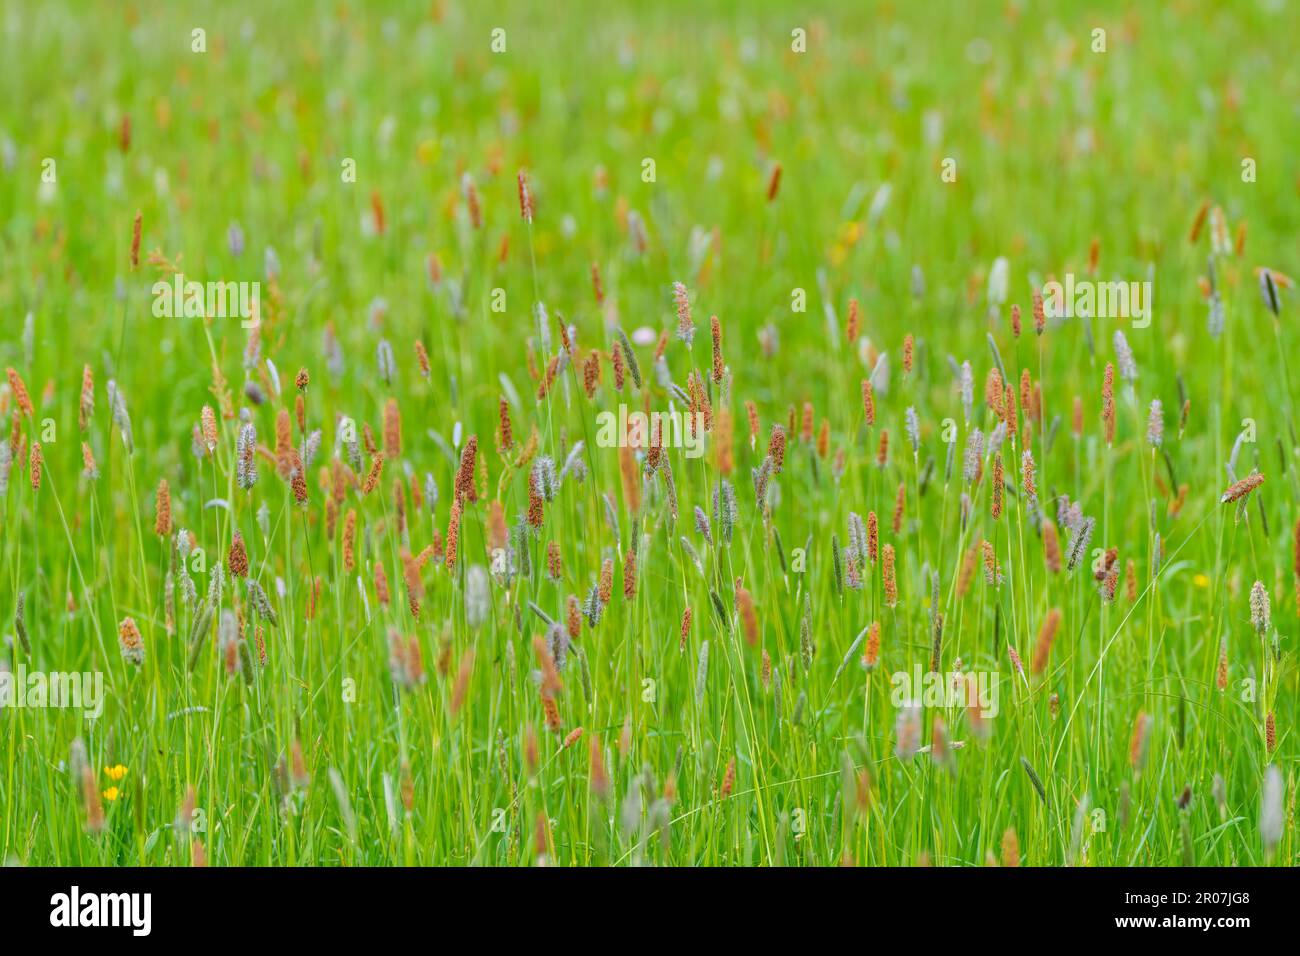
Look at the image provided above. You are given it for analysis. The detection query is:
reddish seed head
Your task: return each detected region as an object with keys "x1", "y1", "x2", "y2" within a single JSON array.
[
  {"x1": 611, "y1": 345, "x2": 625, "y2": 391},
  {"x1": 290, "y1": 459, "x2": 309, "y2": 505},
  {"x1": 383, "y1": 399, "x2": 401, "y2": 459},
  {"x1": 744, "y1": 400, "x2": 759, "y2": 442},
  {"x1": 200, "y1": 405, "x2": 218, "y2": 451},
  {"x1": 450, "y1": 650, "x2": 474, "y2": 716},
  {"x1": 1008, "y1": 645, "x2": 1025, "y2": 678},
  {"x1": 342, "y1": 510, "x2": 357, "y2": 572},
  {"x1": 1021, "y1": 448, "x2": 1037, "y2": 502},
  {"x1": 525, "y1": 471, "x2": 544, "y2": 530},
  {"x1": 274, "y1": 408, "x2": 294, "y2": 477},
  {"x1": 622, "y1": 547, "x2": 637, "y2": 600},
  {"x1": 766, "y1": 163, "x2": 782, "y2": 202},
  {"x1": 985, "y1": 368, "x2": 1004, "y2": 416},
  {"x1": 544, "y1": 540, "x2": 562, "y2": 583},
  {"x1": 78, "y1": 364, "x2": 94, "y2": 431},
  {"x1": 1220, "y1": 472, "x2": 1264, "y2": 504},
  {"x1": 1002, "y1": 829, "x2": 1020, "y2": 867},
  {"x1": 497, "y1": 397, "x2": 514, "y2": 452},
  {"x1": 26, "y1": 440, "x2": 40, "y2": 491},
  {"x1": 1101, "y1": 363, "x2": 1116, "y2": 444},
  {"x1": 598, "y1": 558, "x2": 613, "y2": 606},
  {"x1": 462, "y1": 175, "x2": 481, "y2": 229},
  {"x1": 736, "y1": 585, "x2": 758, "y2": 646},
  {"x1": 882, "y1": 544, "x2": 897, "y2": 607},
  {"x1": 362, "y1": 453, "x2": 384, "y2": 495},
  {"x1": 155, "y1": 479, "x2": 172, "y2": 536},
  {"x1": 583, "y1": 350, "x2": 600, "y2": 399},
  {"x1": 455, "y1": 436, "x2": 479, "y2": 504},
  {"x1": 982, "y1": 539, "x2": 1000, "y2": 587},
  {"x1": 1043, "y1": 521, "x2": 1061, "y2": 573},
  {"x1": 567, "y1": 595, "x2": 581, "y2": 640},
  {"x1": 517, "y1": 168, "x2": 534, "y2": 222},
  {"x1": 1031, "y1": 608, "x2": 1062, "y2": 675},
  {"x1": 673, "y1": 281, "x2": 694, "y2": 346},
  {"x1": 130, "y1": 210, "x2": 142, "y2": 270},
  {"x1": 862, "y1": 621, "x2": 881, "y2": 670},
  {"x1": 445, "y1": 498, "x2": 462, "y2": 570},
  {"x1": 957, "y1": 545, "x2": 978, "y2": 598},
  {"x1": 228, "y1": 530, "x2": 249, "y2": 578},
  {"x1": 767, "y1": 424, "x2": 786, "y2": 473},
  {"x1": 81, "y1": 442, "x2": 98, "y2": 480},
  {"x1": 1189, "y1": 199, "x2": 1210, "y2": 244},
  {"x1": 991, "y1": 454, "x2": 1003, "y2": 520},
  {"x1": 6, "y1": 368, "x2": 32, "y2": 418},
  {"x1": 717, "y1": 408, "x2": 735, "y2": 474},
  {"x1": 710, "y1": 315, "x2": 724, "y2": 384},
  {"x1": 1129, "y1": 711, "x2": 1152, "y2": 770}
]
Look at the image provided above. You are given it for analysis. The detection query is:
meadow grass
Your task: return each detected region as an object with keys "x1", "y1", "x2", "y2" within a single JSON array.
[{"x1": 0, "y1": 0, "x2": 1297, "y2": 867}]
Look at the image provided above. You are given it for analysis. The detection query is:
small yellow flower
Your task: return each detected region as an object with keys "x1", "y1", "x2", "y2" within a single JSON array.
[
  {"x1": 102, "y1": 787, "x2": 120, "y2": 802},
  {"x1": 104, "y1": 764, "x2": 127, "y2": 781},
  {"x1": 1193, "y1": 574, "x2": 1210, "y2": 589}
]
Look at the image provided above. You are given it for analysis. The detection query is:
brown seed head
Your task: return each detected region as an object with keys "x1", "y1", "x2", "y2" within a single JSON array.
[
  {"x1": 710, "y1": 315, "x2": 724, "y2": 384},
  {"x1": 155, "y1": 478, "x2": 172, "y2": 536},
  {"x1": 228, "y1": 530, "x2": 249, "y2": 577},
  {"x1": 861, "y1": 379, "x2": 875, "y2": 426},
  {"x1": 455, "y1": 436, "x2": 478, "y2": 504},
  {"x1": 1031, "y1": 608, "x2": 1062, "y2": 675},
  {"x1": 1220, "y1": 472, "x2": 1264, "y2": 504},
  {"x1": 118, "y1": 616, "x2": 144, "y2": 665},
  {"x1": 6, "y1": 368, "x2": 32, "y2": 418},
  {"x1": 79, "y1": 365, "x2": 94, "y2": 430},
  {"x1": 383, "y1": 399, "x2": 401, "y2": 459},
  {"x1": 882, "y1": 544, "x2": 897, "y2": 607}
]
